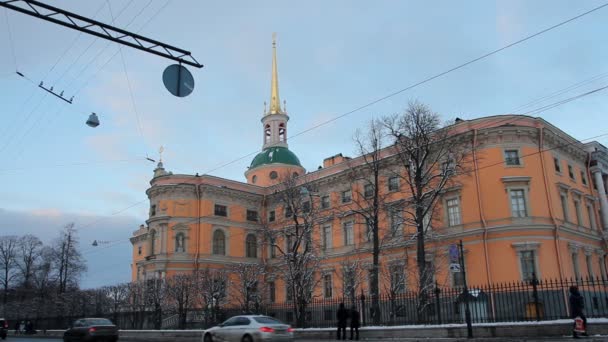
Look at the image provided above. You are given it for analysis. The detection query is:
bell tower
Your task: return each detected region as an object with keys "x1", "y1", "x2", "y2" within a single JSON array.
[
  {"x1": 262, "y1": 33, "x2": 289, "y2": 149},
  {"x1": 245, "y1": 34, "x2": 305, "y2": 186}
]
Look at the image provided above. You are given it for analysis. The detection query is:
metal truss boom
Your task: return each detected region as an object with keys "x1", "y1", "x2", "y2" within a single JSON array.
[{"x1": 0, "y1": 0, "x2": 203, "y2": 68}]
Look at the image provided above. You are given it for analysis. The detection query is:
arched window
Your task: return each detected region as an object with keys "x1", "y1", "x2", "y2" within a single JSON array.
[
  {"x1": 213, "y1": 230, "x2": 226, "y2": 255},
  {"x1": 252, "y1": 175, "x2": 257, "y2": 184},
  {"x1": 246, "y1": 234, "x2": 257, "y2": 258},
  {"x1": 279, "y1": 123, "x2": 286, "y2": 142},
  {"x1": 265, "y1": 124, "x2": 271, "y2": 143},
  {"x1": 149, "y1": 229, "x2": 156, "y2": 255},
  {"x1": 175, "y1": 233, "x2": 185, "y2": 253},
  {"x1": 269, "y1": 171, "x2": 278, "y2": 179}
]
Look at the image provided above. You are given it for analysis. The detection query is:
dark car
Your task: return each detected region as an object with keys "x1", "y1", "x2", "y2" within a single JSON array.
[
  {"x1": 0, "y1": 318, "x2": 7, "y2": 340},
  {"x1": 63, "y1": 318, "x2": 118, "y2": 342}
]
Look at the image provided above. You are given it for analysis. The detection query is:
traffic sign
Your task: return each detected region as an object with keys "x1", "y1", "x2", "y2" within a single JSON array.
[
  {"x1": 449, "y1": 263, "x2": 461, "y2": 273},
  {"x1": 449, "y1": 244, "x2": 459, "y2": 263}
]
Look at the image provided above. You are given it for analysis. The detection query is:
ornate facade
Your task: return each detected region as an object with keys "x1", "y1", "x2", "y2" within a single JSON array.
[{"x1": 131, "y1": 37, "x2": 608, "y2": 304}]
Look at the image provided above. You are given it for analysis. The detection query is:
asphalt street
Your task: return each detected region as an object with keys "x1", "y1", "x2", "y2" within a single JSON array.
[{"x1": 6, "y1": 337, "x2": 608, "y2": 342}]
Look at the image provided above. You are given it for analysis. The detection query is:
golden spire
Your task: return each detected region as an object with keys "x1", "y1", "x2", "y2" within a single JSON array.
[{"x1": 267, "y1": 32, "x2": 284, "y2": 115}]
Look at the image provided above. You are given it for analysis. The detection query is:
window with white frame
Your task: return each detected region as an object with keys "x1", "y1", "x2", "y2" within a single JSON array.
[
  {"x1": 588, "y1": 203, "x2": 597, "y2": 230},
  {"x1": 581, "y1": 171, "x2": 588, "y2": 186},
  {"x1": 245, "y1": 234, "x2": 257, "y2": 258},
  {"x1": 520, "y1": 250, "x2": 537, "y2": 281},
  {"x1": 510, "y1": 189, "x2": 528, "y2": 218},
  {"x1": 343, "y1": 221, "x2": 354, "y2": 246},
  {"x1": 572, "y1": 252, "x2": 581, "y2": 279},
  {"x1": 365, "y1": 218, "x2": 374, "y2": 242},
  {"x1": 212, "y1": 230, "x2": 226, "y2": 255},
  {"x1": 323, "y1": 274, "x2": 333, "y2": 298},
  {"x1": 363, "y1": 184, "x2": 374, "y2": 198},
  {"x1": 389, "y1": 265, "x2": 405, "y2": 294},
  {"x1": 389, "y1": 207, "x2": 403, "y2": 237},
  {"x1": 504, "y1": 149, "x2": 521, "y2": 166},
  {"x1": 268, "y1": 210, "x2": 276, "y2": 222},
  {"x1": 342, "y1": 189, "x2": 352, "y2": 203},
  {"x1": 586, "y1": 254, "x2": 594, "y2": 278},
  {"x1": 321, "y1": 195, "x2": 330, "y2": 209},
  {"x1": 568, "y1": 164, "x2": 575, "y2": 181},
  {"x1": 446, "y1": 197, "x2": 461, "y2": 226},
  {"x1": 388, "y1": 176, "x2": 399, "y2": 191},
  {"x1": 554, "y1": 157, "x2": 561, "y2": 173},
  {"x1": 574, "y1": 199, "x2": 583, "y2": 226},
  {"x1": 269, "y1": 237, "x2": 277, "y2": 258},
  {"x1": 322, "y1": 224, "x2": 332, "y2": 250},
  {"x1": 560, "y1": 194, "x2": 569, "y2": 222}
]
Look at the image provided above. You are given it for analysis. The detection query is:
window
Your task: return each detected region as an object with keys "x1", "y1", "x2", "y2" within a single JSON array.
[
  {"x1": 268, "y1": 210, "x2": 275, "y2": 222},
  {"x1": 390, "y1": 265, "x2": 405, "y2": 294},
  {"x1": 303, "y1": 201, "x2": 311, "y2": 213},
  {"x1": 581, "y1": 171, "x2": 588, "y2": 186},
  {"x1": 388, "y1": 176, "x2": 399, "y2": 191},
  {"x1": 574, "y1": 200, "x2": 583, "y2": 226},
  {"x1": 269, "y1": 171, "x2": 278, "y2": 179},
  {"x1": 213, "y1": 230, "x2": 226, "y2": 255},
  {"x1": 588, "y1": 203, "x2": 597, "y2": 230},
  {"x1": 504, "y1": 150, "x2": 520, "y2": 166},
  {"x1": 389, "y1": 208, "x2": 402, "y2": 237},
  {"x1": 214, "y1": 204, "x2": 227, "y2": 217},
  {"x1": 286, "y1": 284, "x2": 293, "y2": 301},
  {"x1": 560, "y1": 194, "x2": 569, "y2": 222},
  {"x1": 600, "y1": 256, "x2": 607, "y2": 280},
  {"x1": 343, "y1": 221, "x2": 354, "y2": 246},
  {"x1": 323, "y1": 274, "x2": 333, "y2": 298},
  {"x1": 269, "y1": 237, "x2": 277, "y2": 258},
  {"x1": 364, "y1": 184, "x2": 374, "y2": 198},
  {"x1": 284, "y1": 206, "x2": 292, "y2": 218},
  {"x1": 150, "y1": 204, "x2": 156, "y2": 217},
  {"x1": 341, "y1": 189, "x2": 352, "y2": 203},
  {"x1": 446, "y1": 197, "x2": 461, "y2": 226},
  {"x1": 246, "y1": 234, "x2": 257, "y2": 258},
  {"x1": 322, "y1": 224, "x2": 332, "y2": 250},
  {"x1": 285, "y1": 234, "x2": 293, "y2": 251},
  {"x1": 554, "y1": 157, "x2": 561, "y2": 173},
  {"x1": 587, "y1": 254, "x2": 594, "y2": 278},
  {"x1": 175, "y1": 233, "x2": 185, "y2": 253},
  {"x1": 520, "y1": 250, "x2": 537, "y2": 281},
  {"x1": 246, "y1": 210, "x2": 258, "y2": 222},
  {"x1": 149, "y1": 229, "x2": 156, "y2": 255},
  {"x1": 568, "y1": 165, "x2": 575, "y2": 180},
  {"x1": 268, "y1": 282, "x2": 276, "y2": 303},
  {"x1": 321, "y1": 195, "x2": 330, "y2": 209},
  {"x1": 365, "y1": 218, "x2": 374, "y2": 241},
  {"x1": 252, "y1": 175, "x2": 257, "y2": 184},
  {"x1": 138, "y1": 246, "x2": 142, "y2": 255},
  {"x1": 510, "y1": 189, "x2": 528, "y2": 218},
  {"x1": 572, "y1": 252, "x2": 581, "y2": 279}
]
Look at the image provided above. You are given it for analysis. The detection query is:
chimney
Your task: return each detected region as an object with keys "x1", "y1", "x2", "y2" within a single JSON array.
[{"x1": 323, "y1": 153, "x2": 350, "y2": 168}]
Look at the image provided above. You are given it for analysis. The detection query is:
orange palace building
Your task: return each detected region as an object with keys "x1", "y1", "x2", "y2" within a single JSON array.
[{"x1": 131, "y1": 38, "x2": 608, "y2": 303}]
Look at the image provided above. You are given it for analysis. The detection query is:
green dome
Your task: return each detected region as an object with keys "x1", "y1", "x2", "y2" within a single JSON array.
[{"x1": 250, "y1": 146, "x2": 302, "y2": 169}]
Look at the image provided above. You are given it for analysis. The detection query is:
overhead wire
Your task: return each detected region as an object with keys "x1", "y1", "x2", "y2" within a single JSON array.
[
  {"x1": 195, "y1": 1, "x2": 608, "y2": 177},
  {"x1": 106, "y1": 0, "x2": 146, "y2": 144},
  {"x1": 3, "y1": 7, "x2": 18, "y2": 71}
]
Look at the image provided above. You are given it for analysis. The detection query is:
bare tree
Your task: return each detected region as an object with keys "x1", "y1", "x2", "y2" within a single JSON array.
[
  {"x1": 17, "y1": 234, "x2": 43, "y2": 289},
  {"x1": 126, "y1": 281, "x2": 146, "y2": 329},
  {"x1": 104, "y1": 283, "x2": 129, "y2": 325},
  {"x1": 345, "y1": 118, "x2": 392, "y2": 323},
  {"x1": 144, "y1": 277, "x2": 166, "y2": 329},
  {"x1": 384, "y1": 101, "x2": 469, "y2": 318},
  {"x1": 193, "y1": 269, "x2": 229, "y2": 325},
  {"x1": 230, "y1": 262, "x2": 266, "y2": 313},
  {"x1": 263, "y1": 174, "x2": 321, "y2": 327},
  {"x1": 0, "y1": 235, "x2": 19, "y2": 308},
  {"x1": 165, "y1": 273, "x2": 196, "y2": 329},
  {"x1": 337, "y1": 258, "x2": 366, "y2": 305},
  {"x1": 53, "y1": 223, "x2": 87, "y2": 293}
]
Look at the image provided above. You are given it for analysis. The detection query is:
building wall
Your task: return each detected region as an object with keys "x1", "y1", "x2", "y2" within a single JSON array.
[{"x1": 131, "y1": 115, "x2": 608, "y2": 305}]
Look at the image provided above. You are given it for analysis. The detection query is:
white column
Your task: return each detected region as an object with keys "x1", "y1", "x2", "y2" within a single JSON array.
[{"x1": 593, "y1": 171, "x2": 608, "y2": 230}]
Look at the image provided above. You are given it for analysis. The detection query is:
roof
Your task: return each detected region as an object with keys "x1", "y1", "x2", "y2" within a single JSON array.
[{"x1": 250, "y1": 146, "x2": 302, "y2": 169}]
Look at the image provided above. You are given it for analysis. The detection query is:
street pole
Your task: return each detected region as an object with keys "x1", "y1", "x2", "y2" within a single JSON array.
[{"x1": 459, "y1": 239, "x2": 473, "y2": 338}]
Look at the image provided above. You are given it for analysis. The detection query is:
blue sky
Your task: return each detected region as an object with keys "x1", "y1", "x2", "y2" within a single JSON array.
[{"x1": 1, "y1": 0, "x2": 607, "y2": 288}]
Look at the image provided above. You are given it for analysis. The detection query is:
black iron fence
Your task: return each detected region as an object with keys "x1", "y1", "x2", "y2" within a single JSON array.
[{"x1": 12, "y1": 276, "x2": 608, "y2": 330}]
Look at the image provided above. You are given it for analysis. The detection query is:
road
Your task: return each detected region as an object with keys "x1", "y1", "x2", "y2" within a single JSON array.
[{"x1": 6, "y1": 338, "x2": 608, "y2": 342}]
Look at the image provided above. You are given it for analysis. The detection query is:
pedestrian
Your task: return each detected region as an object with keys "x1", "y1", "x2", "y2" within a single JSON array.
[
  {"x1": 14, "y1": 321, "x2": 19, "y2": 335},
  {"x1": 19, "y1": 321, "x2": 25, "y2": 334},
  {"x1": 569, "y1": 285, "x2": 588, "y2": 338},
  {"x1": 336, "y1": 302, "x2": 348, "y2": 340},
  {"x1": 349, "y1": 306, "x2": 360, "y2": 341}
]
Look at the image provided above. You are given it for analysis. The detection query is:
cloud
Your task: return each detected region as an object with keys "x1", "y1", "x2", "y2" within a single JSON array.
[{"x1": 0, "y1": 207, "x2": 140, "y2": 289}]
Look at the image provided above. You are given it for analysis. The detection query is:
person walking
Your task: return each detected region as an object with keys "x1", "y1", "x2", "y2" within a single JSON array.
[
  {"x1": 336, "y1": 302, "x2": 348, "y2": 340},
  {"x1": 569, "y1": 285, "x2": 588, "y2": 338},
  {"x1": 349, "y1": 306, "x2": 360, "y2": 340}
]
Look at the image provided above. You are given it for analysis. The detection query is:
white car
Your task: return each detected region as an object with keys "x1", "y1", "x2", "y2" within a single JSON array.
[{"x1": 203, "y1": 315, "x2": 294, "y2": 342}]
